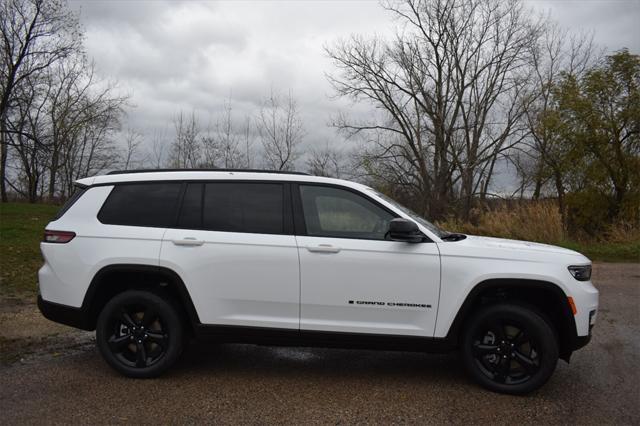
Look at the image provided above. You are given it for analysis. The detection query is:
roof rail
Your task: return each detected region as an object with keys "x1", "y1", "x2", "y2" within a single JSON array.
[{"x1": 106, "y1": 168, "x2": 311, "y2": 176}]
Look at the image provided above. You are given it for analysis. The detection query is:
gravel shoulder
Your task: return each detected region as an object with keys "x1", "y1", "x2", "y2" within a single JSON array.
[{"x1": 1, "y1": 262, "x2": 638, "y2": 424}]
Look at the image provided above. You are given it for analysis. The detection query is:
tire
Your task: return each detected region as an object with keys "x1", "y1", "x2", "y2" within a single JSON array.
[
  {"x1": 96, "y1": 290, "x2": 184, "y2": 378},
  {"x1": 461, "y1": 303, "x2": 559, "y2": 395}
]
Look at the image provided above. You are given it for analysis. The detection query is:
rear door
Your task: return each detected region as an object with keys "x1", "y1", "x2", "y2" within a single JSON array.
[{"x1": 160, "y1": 181, "x2": 300, "y2": 329}]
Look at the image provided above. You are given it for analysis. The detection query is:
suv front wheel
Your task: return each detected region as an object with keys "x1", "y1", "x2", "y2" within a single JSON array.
[
  {"x1": 461, "y1": 303, "x2": 559, "y2": 394},
  {"x1": 96, "y1": 290, "x2": 184, "y2": 378}
]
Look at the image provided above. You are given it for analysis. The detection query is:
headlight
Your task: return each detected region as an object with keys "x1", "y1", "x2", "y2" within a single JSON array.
[{"x1": 568, "y1": 265, "x2": 592, "y2": 281}]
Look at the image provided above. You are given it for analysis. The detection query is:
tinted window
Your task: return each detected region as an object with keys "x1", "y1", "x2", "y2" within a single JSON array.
[
  {"x1": 299, "y1": 185, "x2": 395, "y2": 240},
  {"x1": 98, "y1": 183, "x2": 182, "y2": 227},
  {"x1": 194, "y1": 183, "x2": 284, "y2": 234},
  {"x1": 54, "y1": 186, "x2": 87, "y2": 220}
]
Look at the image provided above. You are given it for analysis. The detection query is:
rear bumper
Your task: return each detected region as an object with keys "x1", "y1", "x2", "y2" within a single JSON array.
[{"x1": 37, "y1": 296, "x2": 93, "y2": 330}]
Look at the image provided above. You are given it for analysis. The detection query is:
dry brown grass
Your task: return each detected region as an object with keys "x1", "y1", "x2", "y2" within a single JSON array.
[
  {"x1": 603, "y1": 220, "x2": 640, "y2": 244},
  {"x1": 437, "y1": 201, "x2": 566, "y2": 244}
]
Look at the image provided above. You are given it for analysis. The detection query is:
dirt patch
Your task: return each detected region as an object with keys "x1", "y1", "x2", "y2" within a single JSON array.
[{"x1": 0, "y1": 299, "x2": 93, "y2": 365}]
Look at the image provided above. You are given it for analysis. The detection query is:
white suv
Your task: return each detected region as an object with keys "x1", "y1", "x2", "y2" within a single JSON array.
[{"x1": 38, "y1": 170, "x2": 598, "y2": 394}]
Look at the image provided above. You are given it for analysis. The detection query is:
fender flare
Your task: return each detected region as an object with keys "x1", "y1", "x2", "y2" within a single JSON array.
[
  {"x1": 82, "y1": 264, "x2": 201, "y2": 329},
  {"x1": 445, "y1": 278, "x2": 578, "y2": 354}
]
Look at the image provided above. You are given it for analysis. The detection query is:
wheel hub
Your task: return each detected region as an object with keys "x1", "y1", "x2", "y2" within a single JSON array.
[
  {"x1": 130, "y1": 326, "x2": 147, "y2": 340},
  {"x1": 498, "y1": 340, "x2": 515, "y2": 357}
]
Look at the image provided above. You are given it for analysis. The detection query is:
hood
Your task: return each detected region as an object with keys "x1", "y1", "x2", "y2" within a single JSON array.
[{"x1": 449, "y1": 234, "x2": 587, "y2": 261}]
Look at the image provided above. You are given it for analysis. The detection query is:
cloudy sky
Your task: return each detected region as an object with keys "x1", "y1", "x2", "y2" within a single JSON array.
[{"x1": 68, "y1": 0, "x2": 640, "y2": 179}]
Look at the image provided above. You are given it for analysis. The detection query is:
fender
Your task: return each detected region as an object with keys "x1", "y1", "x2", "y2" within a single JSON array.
[
  {"x1": 82, "y1": 264, "x2": 201, "y2": 329},
  {"x1": 444, "y1": 278, "x2": 579, "y2": 356}
]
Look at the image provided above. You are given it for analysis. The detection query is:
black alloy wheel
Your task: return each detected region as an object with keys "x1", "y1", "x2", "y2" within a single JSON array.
[
  {"x1": 462, "y1": 303, "x2": 559, "y2": 394},
  {"x1": 97, "y1": 290, "x2": 183, "y2": 378},
  {"x1": 471, "y1": 320, "x2": 541, "y2": 385}
]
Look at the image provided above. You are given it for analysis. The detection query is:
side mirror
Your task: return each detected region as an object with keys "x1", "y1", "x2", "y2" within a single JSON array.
[{"x1": 388, "y1": 218, "x2": 423, "y2": 243}]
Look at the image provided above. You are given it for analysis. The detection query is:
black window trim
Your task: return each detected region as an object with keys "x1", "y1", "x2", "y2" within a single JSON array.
[
  {"x1": 292, "y1": 182, "x2": 432, "y2": 243},
  {"x1": 175, "y1": 181, "x2": 203, "y2": 231},
  {"x1": 93, "y1": 179, "x2": 431, "y2": 241}
]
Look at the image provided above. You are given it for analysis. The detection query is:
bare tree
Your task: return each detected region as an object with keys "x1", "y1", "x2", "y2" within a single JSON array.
[
  {"x1": 243, "y1": 116, "x2": 254, "y2": 168},
  {"x1": 149, "y1": 129, "x2": 167, "y2": 168},
  {"x1": 201, "y1": 98, "x2": 245, "y2": 168},
  {"x1": 168, "y1": 111, "x2": 200, "y2": 168},
  {"x1": 256, "y1": 90, "x2": 303, "y2": 171},
  {"x1": 326, "y1": 0, "x2": 545, "y2": 219},
  {"x1": 516, "y1": 23, "x2": 598, "y2": 221},
  {"x1": 121, "y1": 128, "x2": 144, "y2": 170},
  {"x1": 0, "y1": 0, "x2": 81, "y2": 201},
  {"x1": 45, "y1": 58, "x2": 126, "y2": 198},
  {"x1": 57, "y1": 72, "x2": 126, "y2": 197},
  {"x1": 4, "y1": 71, "x2": 49, "y2": 201},
  {"x1": 3, "y1": 50, "x2": 126, "y2": 200},
  {"x1": 306, "y1": 142, "x2": 348, "y2": 178}
]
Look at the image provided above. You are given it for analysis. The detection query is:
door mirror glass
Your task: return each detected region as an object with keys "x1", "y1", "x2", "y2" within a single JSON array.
[{"x1": 388, "y1": 218, "x2": 423, "y2": 243}]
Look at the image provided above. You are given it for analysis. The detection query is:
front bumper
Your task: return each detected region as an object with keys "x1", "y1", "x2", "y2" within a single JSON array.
[
  {"x1": 570, "y1": 279, "x2": 599, "y2": 337},
  {"x1": 573, "y1": 334, "x2": 592, "y2": 351}
]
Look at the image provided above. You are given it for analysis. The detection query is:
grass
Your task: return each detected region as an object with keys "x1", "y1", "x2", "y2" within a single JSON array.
[
  {"x1": 0, "y1": 202, "x2": 58, "y2": 298},
  {"x1": 556, "y1": 240, "x2": 640, "y2": 263}
]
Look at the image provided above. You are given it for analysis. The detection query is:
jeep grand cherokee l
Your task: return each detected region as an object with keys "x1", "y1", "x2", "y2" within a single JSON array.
[{"x1": 38, "y1": 169, "x2": 599, "y2": 394}]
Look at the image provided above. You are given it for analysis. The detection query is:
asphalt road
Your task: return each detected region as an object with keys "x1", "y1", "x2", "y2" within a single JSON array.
[{"x1": 1, "y1": 263, "x2": 638, "y2": 424}]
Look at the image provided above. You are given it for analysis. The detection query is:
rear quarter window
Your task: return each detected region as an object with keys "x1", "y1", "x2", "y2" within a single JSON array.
[
  {"x1": 98, "y1": 183, "x2": 182, "y2": 227},
  {"x1": 53, "y1": 186, "x2": 88, "y2": 220}
]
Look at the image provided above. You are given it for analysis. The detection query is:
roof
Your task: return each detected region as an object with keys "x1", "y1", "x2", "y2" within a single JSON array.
[{"x1": 76, "y1": 169, "x2": 368, "y2": 191}]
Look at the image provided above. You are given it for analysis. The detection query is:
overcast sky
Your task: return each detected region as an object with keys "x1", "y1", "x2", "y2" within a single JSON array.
[{"x1": 68, "y1": 0, "x2": 640, "y2": 181}]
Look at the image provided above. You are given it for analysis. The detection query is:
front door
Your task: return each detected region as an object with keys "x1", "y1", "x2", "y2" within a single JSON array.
[{"x1": 295, "y1": 184, "x2": 440, "y2": 337}]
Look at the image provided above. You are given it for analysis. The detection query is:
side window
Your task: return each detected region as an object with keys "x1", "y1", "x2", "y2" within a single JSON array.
[
  {"x1": 53, "y1": 186, "x2": 87, "y2": 220},
  {"x1": 98, "y1": 183, "x2": 182, "y2": 227},
  {"x1": 299, "y1": 185, "x2": 395, "y2": 240},
  {"x1": 191, "y1": 182, "x2": 284, "y2": 234}
]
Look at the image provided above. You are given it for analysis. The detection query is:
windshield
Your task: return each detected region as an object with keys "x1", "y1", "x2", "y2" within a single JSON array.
[{"x1": 370, "y1": 190, "x2": 446, "y2": 238}]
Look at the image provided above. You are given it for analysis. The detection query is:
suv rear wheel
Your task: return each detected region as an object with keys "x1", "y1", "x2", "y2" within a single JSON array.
[
  {"x1": 461, "y1": 303, "x2": 559, "y2": 394},
  {"x1": 96, "y1": 290, "x2": 184, "y2": 378}
]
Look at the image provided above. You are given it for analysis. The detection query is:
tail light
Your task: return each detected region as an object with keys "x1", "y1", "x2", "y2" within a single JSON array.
[{"x1": 43, "y1": 230, "x2": 76, "y2": 243}]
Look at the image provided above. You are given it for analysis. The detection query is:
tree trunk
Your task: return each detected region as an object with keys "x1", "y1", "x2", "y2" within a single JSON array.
[
  {"x1": 460, "y1": 167, "x2": 474, "y2": 221},
  {"x1": 532, "y1": 178, "x2": 542, "y2": 200},
  {"x1": 554, "y1": 171, "x2": 566, "y2": 229},
  {"x1": 0, "y1": 119, "x2": 8, "y2": 202},
  {"x1": 48, "y1": 145, "x2": 60, "y2": 200}
]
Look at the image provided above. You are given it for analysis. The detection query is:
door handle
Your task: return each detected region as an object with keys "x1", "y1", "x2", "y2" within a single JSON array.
[
  {"x1": 306, "y1": 244, "x2": 341, "y2": 254},
  {"x1": 172, "y1": 237, "x2": 204, "y2": 246}
]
